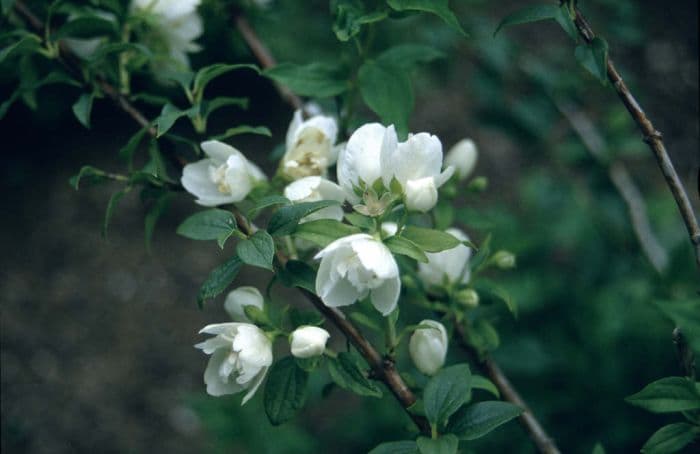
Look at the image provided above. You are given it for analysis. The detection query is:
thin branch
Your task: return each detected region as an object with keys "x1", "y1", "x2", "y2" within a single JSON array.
[
  {"x1": 572, "y1": 7, "x2": 700, "y2": 270},
  {"x1": 672, "y1": 327, "x2": 696, "y2": 380},
  {"x1": 13, "y1": 0, "x2": 427, "y2": 435},
  {"x1": 454, "y1": 322, "x2": 561, "y2": 454},
  {"x1": 552, "y1": 99, "x2": 669, "y2": 273}
]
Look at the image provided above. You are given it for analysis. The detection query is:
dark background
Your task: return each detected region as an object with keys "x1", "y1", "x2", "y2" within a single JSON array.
[{"x1": 1, "y1": 0, "x2": 698, "y2": 452}]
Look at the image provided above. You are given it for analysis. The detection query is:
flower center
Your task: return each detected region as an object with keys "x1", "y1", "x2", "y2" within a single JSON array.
[{"x1": 209, "y1": 163, "x2": 232, "y2": 194}]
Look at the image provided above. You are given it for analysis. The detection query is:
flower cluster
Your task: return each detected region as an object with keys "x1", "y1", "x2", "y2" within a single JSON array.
[{"x1": 184, "y1": 108, "x2": 482, "y2": 402}]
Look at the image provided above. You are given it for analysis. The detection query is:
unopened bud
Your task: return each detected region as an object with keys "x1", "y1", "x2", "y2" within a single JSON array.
[
  {"x1": 492, "y1": 250, "x2": 516, "y2": 269},
  {"x1": 456, "y1": 289, "x2": 479, "y2": 308},
  {"x1": 467, "y1": 176, "x2": 488, "y2": 192},
  {"x1": 401, "y1": 275, "x2": 418, "y2": 289}
]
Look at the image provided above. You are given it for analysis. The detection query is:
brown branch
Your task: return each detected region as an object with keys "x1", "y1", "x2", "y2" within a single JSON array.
[
  {"x1": 572, "y1": 7, "x2": 700, "y2": 270},
  {"x1": 552, "y1": 98, "x2": 669, "y2": 273},
  {"x1": 454, "y1": 322, "x2": 561, "y2": 454},
  {"x1": 13, "y1": 0, "x2": 427, "y2": 434}
]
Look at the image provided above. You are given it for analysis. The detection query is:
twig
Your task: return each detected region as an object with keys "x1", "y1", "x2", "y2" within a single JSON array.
[
  {"x1": 552, "y1": 99, "x2": 669, "y2": 273},
  {"x1": 672, "y1": 327, "x2": 696, "y2": 380},
  {"x1": 454, "y1": 323, "x2": 561, "y2": 454},
  {"x1": 572, "y1": 7, "x2": 700, "y2": 270},
  {"x1": 13, "y1": 0, "x2": 427, "y2": 434}
]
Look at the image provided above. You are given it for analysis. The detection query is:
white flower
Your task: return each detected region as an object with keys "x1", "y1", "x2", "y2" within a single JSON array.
[
  {"x1": 337, "y1": 123, "x2": 453, "y2": 211},
  {"x1": 381, "y1": 132, "x2": 454, "y2": 212},
  {"x1": 289, "y1": 326, "x2": 330, "y2": 358},
  {"x1": 315, "y1": 234, "x2": 400, "y2": 316},
  {"x1": 281, "y1": 110, "x2": 338, "y2": 179},
  {"x1": 284, "y1": 176, "x2": 346, "y2": 223},
  {"x1": 194, "y1": 323, "x2": 272, "y2": 402},
  {"x1": 445, "y1": 139, "x2": 478, "y2": 180},
  {"x1": 409, "y1": 320, "x2": 448, "y2": 376},
  {"x1": 131, "y1": 0, "x2": 203, "y2": 68},
  {"x1": 417, "y1": 228, "x2": 472, "y2": 287},
  {"x1": 181, "y1": 140, "x2": 266, "y2": 206},
  {"x1": 224, "y1": 287, "x2": 264, "y2": 322}
]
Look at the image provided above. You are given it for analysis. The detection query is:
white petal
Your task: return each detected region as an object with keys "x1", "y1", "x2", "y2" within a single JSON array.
[
  {"x1": 320, "y1": 278, "x2": 362, "y2": 308},
  {"x1": 388, "y1": 132, "x2": 443, "y2": 185},
  {"x1": 224, "y1": 287, "x2": 264, "y2": 322},
  {"x1": 223, "y1": 155, "x2": 254, "y2": 202},
  {"x1": 181, "y1": 160, "x2": 236, "y2": 206},
  {"x1": 338, "y1": 123, "x2": 388, "y2": 201},
  {"x1": 233, "y1": 325, "x2": 273, "y2": 368},
  {"x1": 241, "y1": 367, "x2": 268, "y2": 405},
  {"x1": 434, "y1": 166, "x2": 455, "y2": 188},
  {"x1": 445, "y1": 139, "x2": 478, "y2": 180},
  {"x1": 352, "y1": 238, "x2": 398, "y2": 279},
  {"x1": 201, "y1": 140, "x2": 236, "y2": 164},
  {"x1": 194, "y1": 337, "x2": 230, "y2": 355},
  {"x1": 314, "y1": 234, "x2": 372, "y2": 260},
  {"x1": 285, "y1": 110, "x2": 304, "y2": 152},
  {"x1": 370, "y1": 276, "x2": 401, "y2": 316},
  {"x1": 203, "y1": 350, "x2": 244, "y2": 396},
  {"x1": 404, "y1": 177, "x2": 438, "y2": 212},
  {"x1": 198, "y1": 322, "x2": 242, "y2": 336},
  {"x1": 284, "y1": 176, "x2": 321, "y2": 202}
]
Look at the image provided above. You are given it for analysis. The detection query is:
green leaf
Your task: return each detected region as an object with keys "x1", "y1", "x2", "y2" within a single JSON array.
[
  {"x1": 575, "y1": 38, "x2": 608, "y2": 85},
  {"x1": 72, "y1": 93, "x2": 95, "y2": 129},
  {"x1": 263, "y1": 357, "x2": 308, "y2": 425},
  {"x1": 384, "y1": 236, "x2": 428, "y2": 263},
  {"x1": 591, "y1": 443, "x2": 606, "y2": 454},
  {"x1": 69, "y1": 165, "x2": 111, "y2": 189},
  {"x1": 655, "y1": 299, "x2": 700, "y2": 352},
  {"x1": 641, "y1": 423, "x2": 699, "y2": 454},
  {"x1": 0, "y1": 34, "x2": 41, "y2": 64},
  {"x1": 376, "y1": 44, "x2": 445, "y2": 69},
  {"x1": 2, "y1": 0, "x2": 17, "y2": 14},
  {"x1": 471, "y1": 375, "x2": 500, "y2": 398},
  {"x1": 199, "y1": 96, "x2": 248, "y2": 121},
  {"x1": 368, "y1": 440, "x2": 418, "y2": 454},
  {"x1": 401, "y1": 226, "x2": 461, "y2": 252},
  {"x1": 197, "y1": 256, "x2": 243, "y2": 307},
  {"x1": 333, "y1": 2, "x2": 388, "y2": 42},
  {"x1": 475, "y1": 279, "x2": 517, "y2": 317},
  {"x1": 469, "y1": 233, "x2": 492, "y2": 271},
  {"x1": 118, "y1": 127, "x2": 149, "y2": 171},
  {"x1": 192, "y1": 63, "x2": 259, "y2": 98},
  {"x1": 423, "y1": 363, "x2": 472, "y2": 425},
  {"x1": 264, "y1": 62, "x2": 349, "y2": 98},
  {"x1": 358, "y1": 60, "x2": 413, "y2": 137},
  {"x1": 387, "y1": 0, "x2": 466, "y2": 36},
  {"x1": 236, "y1": 230, "x2": 275, "y2": 271},
  {"x1": 554, "y1": 5, "x2": 579, "y2": 41},
  {"x1": 278, "y1": 260, "x2": 317, "y2": 293},
  {"x1": 102, "y1": 189, "x2": 127, "y2": 238},
  {"x1": 466, "y1": 319, "x2": 500, "y2": 355},
  {"x1": 494, "y1": 4, "x2": 560, "y2": 36},
  {"x1": 55, "y1": 16, "x2": 116, "y2": 39},
  {"x1": 87, "y1": 42, "x2": 151, "y2": 65},
  {"x1": 446, "y1": 401, "x2": 523, "y2": 440},
  {"x1": 290, "y1": 308, "x2": 324, "y2": 327},
  {"x1": 144, "y1": 191, "x2": 173, "y2": 253},
  {"x1": 345, "y1": 212, "x2": 374, "y2": 230},
  {"x1": 211, "y1": 125, "x2": 272, "y2": 141},
  {"x1": 626, "y1": 377, "x2": 700, "y2": 413},
  {"x1": 416, "y1": 434, "x2": 459, "y2": 454},
  {"x1": 248, "y1": 195, "x2": 291, "y2": 220},
  {"x1": 176, "y1": 209, "x2": 238, "y2": 248},
  {"x1": 327, "y1": 352, "x2": 382, "y2": 398},
  {"x1": 154, "y1": 103, "x2": 193, "y2": 138},
  {"x1": 293, "y1": 219, "x2": 361, "y2": 247},
  {"x1": 267, "y1": 200, "x2": 341, "y2": 236}
]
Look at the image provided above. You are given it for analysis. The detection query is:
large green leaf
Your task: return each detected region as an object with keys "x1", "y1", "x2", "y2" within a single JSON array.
[
  {"x1": 264, "y1": 62, "x2": 349, "y2": 97},
  {"x1": 401, "y1": 226, "x2": 461, "y2": 252},
  {"x1": 423, "y1": 363, "x2": 472, "y2": 425},
  {"x1": 293, "y1": 219, "x2": 361, "y2": 247},
  {"x1": 368, "y1": 440, "x2": 418, "y2": 454},
  {"x1": 384, "y1": 235, "x2": 428, "y2": 263},
  {"x1": 387, "y1": 0, "x2": 466, "y2": 36},
  {"x1": 641, "y1": 423, "x2": 699, "y2": 454},
  {"x1": 267, "y1": 200, "x2": 341, "y2": 236},
  {"x1": 0, "y1": 34, "x2": 41, "y2": 64},
  {"x1": 236, "y1": 230, "x2": 275, "y2": 271},
  {"x1": 376, "y1": 44, "x2": 445, "y2": 69},
  {"x1": 416, "y1": 435, "x2": 459, "y2": 454},
  {"x1": 176, "y1": 209, "x2": 238, "y2": 248},
  {"x1": 327, "y1": 353, "x2": 382, "y2": 398},
  {"x1": 197, "y1": 256, "x2": 243, "y2": 307},
  {"x1": 446, "y1": 401, "x2": 523, "y2": 440},
  {"x1": 263, "y1": 357, "x2": 309, "y2": 426},
  {"x1": 494, "y1": 4, "x2": 560, "y2": 35},
  {"x1": 626, "y1": 377, "x2": 700, "y2": 413},
  {"x1": 192, "y1": 63, "x2": 259, "y2": 98},
  {"x1": 55, "y1": 16, "x2": 117, "y2": 39},
  {"x1": 358, "y1": 60, "x2": 413, "y2": 137}
]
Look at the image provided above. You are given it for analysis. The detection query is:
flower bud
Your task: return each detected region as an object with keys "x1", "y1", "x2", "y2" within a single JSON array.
[
  {"x1": 467, "y1": 176, "x2": 488, "y2": 192},
  {"x1": 224, "y1": 287, "x2": 264, "y2": 322},
  {"x1": 409, "y1": 320, "x2": 448, "y2": 376},
  {"x1": 455, "y1": 289, "x2": 479, "y2": 308},
  {"x1": 491, "y1": 250, "x2": 516, "y2": 269},
  {"x1": 445, "y1": 139, "x2": 478, "y2": 181},
  {"x1": 290, "y1": 326, "x2": 330, "y2": 358}
]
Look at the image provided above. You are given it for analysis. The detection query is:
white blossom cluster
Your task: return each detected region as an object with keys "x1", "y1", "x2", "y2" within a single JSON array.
[{"x1": 184, "y1": 108, "x2": 480, "y2": 400}]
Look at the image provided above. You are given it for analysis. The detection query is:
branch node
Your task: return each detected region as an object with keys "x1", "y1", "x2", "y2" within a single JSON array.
[{"x1": 643, "y1": 130, "x2": 663, "y2": 144}]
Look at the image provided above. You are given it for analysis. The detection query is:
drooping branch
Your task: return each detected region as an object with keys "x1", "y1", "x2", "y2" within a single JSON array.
[
  {"x1": 572, "y1": 7, "x2": 700, "y2": 270},
  {"x1": 12, "y1": 0, "x2": 428, "y2": 435}
]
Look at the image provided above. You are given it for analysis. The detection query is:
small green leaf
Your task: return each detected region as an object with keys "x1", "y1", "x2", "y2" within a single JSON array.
[
  {"x1": 211, "y1": 125, "x2": 272, "y2": 141},
  {"x1": 264, "y1": 62, "x2": 349, "y2": 98},
  {"x1": 277, "y1": 260, "x2": 317, "y2": 293},
  {"x1": 345, "y1": 212, "x2": 374, "y2": 229},
  {"x1": 55, "y1": 16, "x2": 116, "y2": 39},
  {"x1": 264, "y1": 357, "x2": 308, "y2": 425},
  {"x1": 154, "y1": 103, "x2": 193, "y2": 138},
  {"x1": 494, "y1": 4, "x2": 560, "y2": 36},
  {"x1": 267, "y1": 200, "x2": 341, "y2": 236},
  {"x1": 87, "y1": 42, "x2": 151, "y2": 65},
  {"x1": 575, "y1": 39, "x2": 608, "y2": 85},
  {"x1": 327, "y1": 353, "x2": 383, "y2": 398},
  {"x1": 236, "y1": 230, "x2": 275, "y2": 271},
  {"x1": 358, "y1": 60, "x2": 413, "y2": 137},
  {"x1": 554, "y1": 5, "x2": 579, "y2": 41},
  {"x1": 387, "y1": 0, "x2": 466, "y2": 36},
  {"x1": 199, "y1": 96, "x2": 248, "y2": 121},
  {"x1": 69, "y1": 165, "x2": 110, "y2": 189},
  {"x1": 176, "y1": 209, "x2": 237, "y2": 247},
  {"x1": 333, "y1": 2, "x2": 388, "y2": 42},
  {"x1": 290, "y1": 308, "x2": 324, "y2": 327},
  {"x1": 469, "y1": 233, "x2": 492, "y2": 271},
  {"x1": 192, "y1": 63, "x2": 259, "y2": 98},
  {"x1": 475, "y1": 279, "x2": 517, "y2": 317},
  {"x1": 293, "y1": 219, "x2": 361, "y2": 247},
  {"x1": 471, "y1": 375, "x2": 500, "y2": 398},
  {"x1": 424, "y1": 363, "x2": 472, "y2": 425},
  {"x1": 144, "y1": 191, "x2": 173, "y2": 253},
  {"x1": 401, "y1": 226, "x2": 461, "y2": 252},
  {"x1": 641, "y1": 423, "x2": 699, "y2": 454},
  {"x1": 248, "y1": 195, "x2": 291, "y2": 220},
  {"x1": 368, "y1": 440, "x2": 418, "y2": 454},
  {"x1": 0, "y1": 34, "x2": 41, "y2": 64},
  {"x1": 197, "y1": 256, "x2": 243, "y2": 307},
  {"x1": 626, "y1": 377, "x2": 700, "y2": 413},
  {"x1": 446, "y1": 401, "x2": 523, "y2": 440},
  {"x1": 102, "y1": 189, "x2": 127, "y2": 238},
  {"x1": 376, "y1": 44, "x2": 445, "y2": 69},
  {"x1": 416, "y1": 434, "x2": 459, "y2": 454},
  {"x1": 118, "y1": 127, "x2": 148, "y2": 171},
  {"x1": 72, "y1": 93, "x2": 95, "y2": 129},
  {"x1": 385, "y1": 235, "x2": 429, "y2": 263}
]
